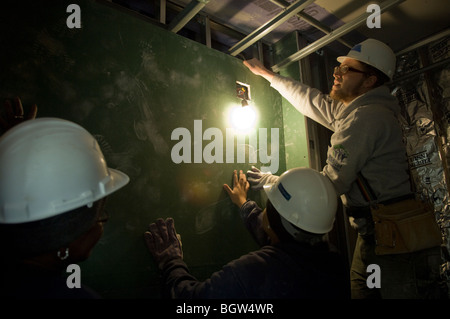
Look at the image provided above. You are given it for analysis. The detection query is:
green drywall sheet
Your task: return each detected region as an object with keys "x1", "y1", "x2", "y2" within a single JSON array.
[
  {"x1": 272, "y1": 32, "x2": 310, "y2": 170},
  {"x1": 0, "y1": 0, "x2": 286, "y2": 298}
]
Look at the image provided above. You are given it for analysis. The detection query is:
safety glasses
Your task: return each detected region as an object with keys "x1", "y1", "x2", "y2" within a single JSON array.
[{"x1": 334, "y1": 65, "x2": 367, "y2": 75}]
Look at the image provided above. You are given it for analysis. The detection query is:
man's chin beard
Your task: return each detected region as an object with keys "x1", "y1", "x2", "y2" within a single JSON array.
[
  {"x1": 330, "y1": 87, "x2": 361, "y2": 104},
  {"x1": 330, "y1": 88, "x2": 343, "y2": 101}
]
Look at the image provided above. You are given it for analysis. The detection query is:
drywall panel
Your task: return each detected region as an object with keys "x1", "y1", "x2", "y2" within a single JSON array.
[
  {"x1": 271, "y1": 31, "x2": 310, "y2": 170},
  {"x1": 0, "y1": 0, "x2": 286, "y2": 298}
]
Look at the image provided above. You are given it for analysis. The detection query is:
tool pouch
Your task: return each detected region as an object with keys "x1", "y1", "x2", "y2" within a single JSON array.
[{"x1": 371, "y1": 199, "x2": 442, "y2": 255}]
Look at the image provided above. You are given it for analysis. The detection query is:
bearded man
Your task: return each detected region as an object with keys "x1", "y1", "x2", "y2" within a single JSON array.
[{"x1": 243, "y1": 39, "x2": 444, "y2": 299}]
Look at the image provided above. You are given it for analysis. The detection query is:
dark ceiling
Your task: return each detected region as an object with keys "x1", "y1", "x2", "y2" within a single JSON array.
[{"x1": 110, "y1": 0, "x2": 450, "y2": 67}]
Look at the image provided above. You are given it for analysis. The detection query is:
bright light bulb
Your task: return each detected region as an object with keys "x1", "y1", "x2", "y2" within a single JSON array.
[{"x1": 228, "y1": 104, "x2": 257, "y2": 133}]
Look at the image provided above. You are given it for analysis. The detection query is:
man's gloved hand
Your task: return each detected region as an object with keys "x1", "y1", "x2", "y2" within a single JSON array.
[
  {"x1": 246, "y1": 166, "x2": 279, "y2": 190},
  {"x1": 144, "y1": 218, "x2": 183, "y2": 270}
]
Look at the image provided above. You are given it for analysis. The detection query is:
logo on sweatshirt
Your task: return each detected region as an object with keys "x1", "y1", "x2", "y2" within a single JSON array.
[
  {"x1": 327, "y1": 144, "x2": 349, "y2": 171},
  {"x1": 333, "y1": 145, "x2": 349, "y2": 162}
]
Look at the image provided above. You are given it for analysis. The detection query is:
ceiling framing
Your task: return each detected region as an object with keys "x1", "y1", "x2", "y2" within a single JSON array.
[{"x1": 109, "y1": 0, "x2": 450, "y2": 70}]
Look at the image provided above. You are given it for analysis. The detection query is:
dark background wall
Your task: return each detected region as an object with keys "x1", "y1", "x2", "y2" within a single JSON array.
[{"x1": 0, "y1": 0, "x2": 287, "y2": 298}]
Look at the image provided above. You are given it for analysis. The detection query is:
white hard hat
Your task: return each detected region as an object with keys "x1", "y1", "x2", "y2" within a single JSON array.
[
  {"x1": 337, "y1": 38, "x2": 396, "y2": 80},
  {"x1": 0, "y1": 118, "x2": 130, "y2": 224},
  {"x1": 263, "y1": 167, "x2": 337, "y2": 234}
]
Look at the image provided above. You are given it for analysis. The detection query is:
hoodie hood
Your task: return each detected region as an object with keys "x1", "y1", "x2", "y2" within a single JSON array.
[{"x1": 334, "y1": 85, "x2": 400, "y2": 120}]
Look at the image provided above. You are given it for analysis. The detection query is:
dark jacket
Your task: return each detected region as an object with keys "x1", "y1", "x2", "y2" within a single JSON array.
[{"x1": 161, "y1": 200, "x2": 350, "y2": 299}]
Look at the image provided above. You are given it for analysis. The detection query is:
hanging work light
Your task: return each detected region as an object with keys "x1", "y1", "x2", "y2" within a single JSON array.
[
  {"x1": 228, "y1": 81, "x2": 257, "y2": 133},
  {"x1": 229, "y1": 102, "x2": 257, "y2": 133}
]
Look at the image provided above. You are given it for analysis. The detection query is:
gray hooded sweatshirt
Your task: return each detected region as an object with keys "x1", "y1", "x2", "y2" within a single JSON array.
[{"x1": 270, "y1": 74, "x2": 411, "y2": 208}]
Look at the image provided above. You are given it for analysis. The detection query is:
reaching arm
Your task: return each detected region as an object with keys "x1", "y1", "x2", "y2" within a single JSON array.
[
  {"x1": 243, "y1": 58, "x2": 338, "y2": 131},
  {"x1": 243, "y1": 58, "x2": 276, "y2": 82}
]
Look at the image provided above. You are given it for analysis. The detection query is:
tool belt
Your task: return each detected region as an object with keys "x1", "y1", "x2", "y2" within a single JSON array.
[
  {"x1": 371, "y1": 198, "x2": 441, "y2": 255},
  {"x1": 353, "y1": 174, "x2": 442, "y2": 255}
]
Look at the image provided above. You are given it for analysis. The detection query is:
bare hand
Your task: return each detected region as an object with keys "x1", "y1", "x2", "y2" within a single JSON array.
[
  {"x1": 243, "y1": 58, "x2": 276, "y2": 81},
  {"x1": 223, "y1": 169, "x2": 250, "y2": 208}
]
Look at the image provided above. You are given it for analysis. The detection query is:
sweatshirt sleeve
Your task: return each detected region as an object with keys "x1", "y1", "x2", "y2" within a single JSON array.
[
  {"x1": 161, "y1": 258, "x2": 247, "y2": 298},
  {"x1": 270, "y1": 74, "x2": 340, "y2": 131},
  {"x1": 160, "y1": 201, "x2": 269, "y2": 299},
  {"x1": 240, "y1": 200, "x2": 270, "y2": 247}
]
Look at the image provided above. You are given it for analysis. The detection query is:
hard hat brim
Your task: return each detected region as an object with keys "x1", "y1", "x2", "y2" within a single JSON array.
[
  {"x1": 0, "y1": 118, "x2": 131, "y2": 224},
  {"x1": 107, "y1": 168, "x2": 130, "y2": 195}
]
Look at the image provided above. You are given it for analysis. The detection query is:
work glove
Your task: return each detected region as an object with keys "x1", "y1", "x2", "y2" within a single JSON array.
[
  {"x1": 246, "y1": 166, "x2": 279, "y2": 190},
  {"x1": 144, "y1": 218, "x2": 183, "y2": 270}
]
